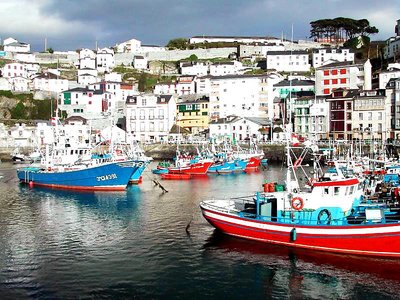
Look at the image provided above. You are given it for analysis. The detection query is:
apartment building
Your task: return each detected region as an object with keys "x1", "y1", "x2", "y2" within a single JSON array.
[
  {"x1": 125, "y1": 94, "x2": 176, "y2": 142},
  {"x1": 312, "y1": 48, "x2": 354, "y2": 68},
  {"x1": 315, "y1": 59, "x2": 372, "y2": 96}
]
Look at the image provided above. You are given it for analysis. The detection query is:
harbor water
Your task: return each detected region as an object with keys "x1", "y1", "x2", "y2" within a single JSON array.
[{"x1": 1, "y1": 162, "x2": 400, "y2": 299}]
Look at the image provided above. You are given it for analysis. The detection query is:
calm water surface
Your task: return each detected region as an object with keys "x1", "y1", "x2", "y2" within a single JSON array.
[{"x1": 1, "y1": 162, "x2": 400, "y2": 299}]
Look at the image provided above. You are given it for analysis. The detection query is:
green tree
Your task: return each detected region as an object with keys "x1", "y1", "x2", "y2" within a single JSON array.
[
  {"x1": 189, "y1": 54, "x2": 198, "y2": 61},
  {"x1": 166, "y1": 38, "x2": 189, "y2": 50},
  {"x1": 47, "y1": 47, "x2": 54, "y2": 54},
  {"x1": 138, "y1": 73, "x2": 147, "y2": 92},
  {"x1": 11, "y1": 101, "x2": 27, "y2": 119}
]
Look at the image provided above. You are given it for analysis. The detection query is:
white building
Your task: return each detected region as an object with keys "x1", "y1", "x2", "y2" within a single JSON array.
[
  {"x1": 88, "y1": 80, "x2": 137, "y2": 114},
  {"x1": 2, "y1": 62, "x2": 28, "y2": 78},
  {"x1": 115, "y1": 38, "x2": 141, "y2": 53},
  {"x1": 9, "y1": 76, "x2": 30, "y2": 92},
  {"x1": 78, "y1": 48, "x2": 96, "y2": 69},
  {"x1": 379, "y1": 63, "x2": 400, "y2": 89},
  {"x1": 133, "y1": 55, "x2": 148, "y2": 70},
  {"x1": 209, "y1": 116, "x2": 271, "y2": 142},
  {"x1": 315, "y1": 59, "x2": 372, "y2": 96},
  {"x1": 266, "y1": 50, "x2": 311, "y2": 72},
  {"x1": 209, "y1": 61, "x2": 244, "y2": 76},
  {"x1": 180, "y1": 62, "x2": 209, "y2": 76},
  {"x1": 384, "y1": 19, "x2": 400, "y2": 59},
  {"x1": 3, "y1": 37, "x2": 30, "y2": 53},
  {"x1": 153, "y1": 83, "x2": 176, "y2": 95},
  {"x1": 58, "y1": 87, "x2": 114, "y2": 119},
  {"x1": 312, "y1": 48, "x2": 354, "y2": 68},
  {"x1": 96, "y1": 47, "x2": 115, "y2": 73},
  {"x1": 77, "y1": 68, "x2": 98, "y2": 85},
  {"x1": 33, "y1": 72, "x2": 69, "y2": 93},
  {"x1": 125, "y1": 94, "x2": 176, "y2": 142},
  {"x1": 176, "y1": 76, "x2": 196, "y2": 95},
  {"x1": 207, "y1": 74, "x2": 268, "y2": 120}
]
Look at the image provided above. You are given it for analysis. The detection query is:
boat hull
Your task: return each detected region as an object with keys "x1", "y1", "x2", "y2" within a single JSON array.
[
  {"x1": 208, "y1": 160, "x2": 247, "y2": 174},
  {"x1": 168, "y1": 161, "x2": 213, "y2": 175},
  {"x1": 200, "y1": 204, "x2": 400, "y2": 258},
  {"x1": 160, "y1": 173, "x2": 191, "y2": 180},
  {"x1": 244, "y1": 157, "x2": 261, "y2": 172},
  {"x1": 17, "y1": 161, "x2": 141, "y2": 191},
  {"x1": 129, "y1": 162, "x2": 149, "y2": 184}
]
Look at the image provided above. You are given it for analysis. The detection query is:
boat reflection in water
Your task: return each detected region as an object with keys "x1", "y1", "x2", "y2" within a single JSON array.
[{"x1": 202, "y1": 230, "x2": 400, "y2": 299}]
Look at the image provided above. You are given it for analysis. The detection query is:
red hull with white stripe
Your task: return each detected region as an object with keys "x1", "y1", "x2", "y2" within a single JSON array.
[
  {"x1": 201, "y1": 205, "x2": 400, "y2": 258},
  {"x1": 168, "y1": 161, "x2": 213, "y2": 175}
]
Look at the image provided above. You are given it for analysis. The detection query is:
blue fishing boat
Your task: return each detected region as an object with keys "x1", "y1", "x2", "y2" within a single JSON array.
[
  {"x1": 129, "y1": 161, "x2": 150, "y2": 183},
  {"x1": 17, "y1": 160, "x2": 142, "y2": 191},
  {"x1": 208, "y1": 159, "x2": 247, "y2": 174}
]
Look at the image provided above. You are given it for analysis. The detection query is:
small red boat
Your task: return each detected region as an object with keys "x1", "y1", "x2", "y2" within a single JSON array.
[
  {"x1": 160, "y1": 173, "x2": 191, "y2": 180},
  {"x1": 244, "y1": 157, "x2": 261, "y2": 172}
]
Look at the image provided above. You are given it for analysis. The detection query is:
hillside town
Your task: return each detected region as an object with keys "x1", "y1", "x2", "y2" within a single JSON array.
[{"x1": 0, "y1": 18, "x2": 400, "y2": 151}]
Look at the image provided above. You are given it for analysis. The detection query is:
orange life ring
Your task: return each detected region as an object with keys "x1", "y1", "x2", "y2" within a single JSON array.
[{"x1": 291, "y1": 197, "x2": 304, "y2": 211}]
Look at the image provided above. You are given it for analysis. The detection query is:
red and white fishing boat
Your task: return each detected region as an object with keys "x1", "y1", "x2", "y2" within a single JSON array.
[
  {"x1": 200, "y1": 130, "x2": 400, "y2": 258},
  {"x1": 168, "y1": 150, "x2": 213, "y2": 175}
]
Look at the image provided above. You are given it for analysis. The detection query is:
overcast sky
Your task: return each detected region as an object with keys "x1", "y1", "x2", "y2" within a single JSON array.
[{"x1": 1, "y1": 0, "x2": 399, "y2": 52}]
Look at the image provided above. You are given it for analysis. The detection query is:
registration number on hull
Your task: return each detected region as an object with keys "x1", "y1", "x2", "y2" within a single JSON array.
[{"x1": 97, "y1": 173, "x2": 117, "y2": 181}]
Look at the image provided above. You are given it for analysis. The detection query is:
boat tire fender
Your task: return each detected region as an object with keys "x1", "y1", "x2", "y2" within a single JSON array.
[
  {"x1": 291, "y1": 197, "x2": 304, "y2": 211},
  {"x1": 317, "y1": 209, "x2": 332, "y2": 225}
]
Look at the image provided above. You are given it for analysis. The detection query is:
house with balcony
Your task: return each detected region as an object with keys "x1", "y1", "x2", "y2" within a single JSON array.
[
  {"x1": 351, "y1": 89, "x2": 390, "y2": 142},
  {"x1": 315, "y1": 59, "x2": 372, "y2": 96},
  {"x1": 324, "y1": 89, "x2": 358, "y2": 140},
  {"x1": 312, "y1": 48, "x2": 354, "y2": 68},
  {"x1": 125, "y1": 94, "x2": 176, "y2": 142},
  {"x1": 176, "y1": 96, "x2": 209, "y2": 134},
  {"x1": 266, "y1": 50, "x2": 311, "y2": 72}
]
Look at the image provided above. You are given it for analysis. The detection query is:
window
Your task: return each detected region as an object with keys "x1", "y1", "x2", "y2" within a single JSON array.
[
  {"x1": 331, "y1": 70, "x2": 338, "y2": 75},
  {"x1": 324, "y1": 70, "x2": 329, "y2": 76},
  {"x1": 142, "y1": 99, "x2": 147, "y2": 106},
  {"x1": 334, "y1": 187, "x2": 340, "y2": 195},
  {"x1": 378, "y1": 112, "x2": 382, "y2": 120},
  {"x1": 368, "y1": 112, "x2": 372, "y2": 121},
  {"x1": 340, "y1": 69, "x2": 346, "y2": 74},
  {"x1": 324, "y1": 79, "x2": 329, "y2": 85},
  {"x1": 323, "y1": 88, "x2": 330, "y2": 95},
  {"x1": 359, "y1": 113, "x2": 363, "y2": 120},
  {"x1": 332, "y1": 79, "x2": 338, "y2": 84}
]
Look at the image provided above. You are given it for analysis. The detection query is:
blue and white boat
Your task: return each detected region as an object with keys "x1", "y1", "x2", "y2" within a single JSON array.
[
  {"x1": 17, "y1": 160, "x2": 142, "y2": 191},
  {"x1": 208, "y1": 159, "x2": 247, "y2": 174}
]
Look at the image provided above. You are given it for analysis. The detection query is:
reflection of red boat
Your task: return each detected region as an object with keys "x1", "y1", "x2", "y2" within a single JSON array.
[
  {"x1": 160, "y1": 173, "x2": 191, "y2": 180},
  {"x1": 204, "y1": 232, "x2": 400, "y2": 283},
  {"x1": 244, "y1": 157, "x2": 261, "y2": 172}
]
